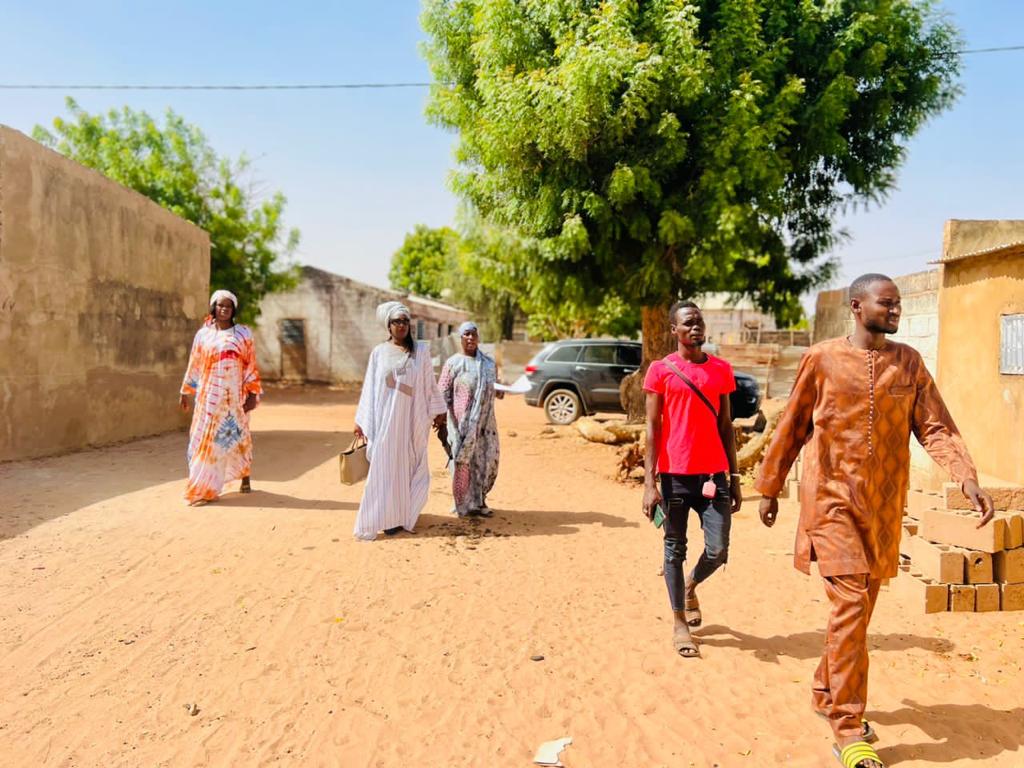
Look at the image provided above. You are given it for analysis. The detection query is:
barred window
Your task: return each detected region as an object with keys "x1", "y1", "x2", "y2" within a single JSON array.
[
  {"x1": 1001, "y1": 314, "x2": 1024, "y2": 375},
  {"x1": 280, "y1": 319, "x2": 305, "y2": 346}
]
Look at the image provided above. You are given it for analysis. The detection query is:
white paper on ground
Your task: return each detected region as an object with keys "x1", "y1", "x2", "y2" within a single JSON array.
[
  {"x1": 494, "y1": 375, "x2": 532, "y2": 394},
  {"x1": 533, "y1": 736, "x2": 572, "y2": 766}
]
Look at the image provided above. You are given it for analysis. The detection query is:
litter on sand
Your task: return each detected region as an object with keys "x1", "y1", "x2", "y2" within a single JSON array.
[{"x1": 533, "y1": 736, "x2": 572, "y2": 766}]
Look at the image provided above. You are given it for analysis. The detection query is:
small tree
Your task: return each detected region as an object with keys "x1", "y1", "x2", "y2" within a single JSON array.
[
  {"x1": 34, "y1": 99, "x2": 299, "y2": 324},
  {"x1": 389, "y1": 222, "x2": 523, "y2": 340},
  {"x1": 422, "y1": 0, "x2": 961, "y2": 414},
  {"x1": 389, "y1": 224, "x2": 462, "y2": 299}
]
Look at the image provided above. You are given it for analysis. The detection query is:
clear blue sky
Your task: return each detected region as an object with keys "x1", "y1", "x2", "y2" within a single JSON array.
[{"x1": 2, "y1": 1, "x2": 1022, "y2": 310}]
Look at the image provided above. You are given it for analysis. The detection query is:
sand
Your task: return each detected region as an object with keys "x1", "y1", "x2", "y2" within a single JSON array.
[{"x1": 1, "y1": 388, "x2": 1021, "y2": 767}]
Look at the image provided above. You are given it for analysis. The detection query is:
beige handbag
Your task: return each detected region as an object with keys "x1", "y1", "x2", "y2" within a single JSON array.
[{"x1": 339, "y1": 437, "x2": 369, "y2": 485}]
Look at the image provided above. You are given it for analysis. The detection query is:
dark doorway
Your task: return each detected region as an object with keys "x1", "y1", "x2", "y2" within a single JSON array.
[{"x1": 280, "y1": 318, "x2": 308, "y2": 380}]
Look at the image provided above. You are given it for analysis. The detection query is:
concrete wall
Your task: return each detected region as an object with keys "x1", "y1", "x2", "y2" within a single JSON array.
[
  {"x1": 936, "y1": 222, "x2": 1024, "y2": 487},
  {"x1": 812, "y1": 270, "x2": 940, "y2": 488},
  {"x1": 0, "y1": 126, "x2": 210, "y2": 461},
  {"x1": 256, "y1": 267, "x2": 469, "y2": 383},
  {"x1": 814, "y1": 270, "x2": 939, "y2": 371}
]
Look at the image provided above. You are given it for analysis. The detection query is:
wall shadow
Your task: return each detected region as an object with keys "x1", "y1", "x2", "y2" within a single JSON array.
[
  {"x1": 691, "y1": 625, "x2": 953, "y2": 664},
  {"x1": 261, "y1": 383, "x2": 360, "y2": 407},
  {"x1": 250, "y1": 428, "x2": 350, "y2": 482},
  {"x1": 214, "y1": 490, "x2": 357, "y2": 511},
  {"x1": 0, "y1": 428, "x2": 352, "y2": 540},
  {"x1": 873, "y1": 700, "x2": 1024, "y2": 766}
]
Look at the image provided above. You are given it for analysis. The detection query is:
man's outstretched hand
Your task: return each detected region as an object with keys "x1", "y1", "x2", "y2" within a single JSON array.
[
  {"x1": 759, "y1": 496, "x2": 779, "y2": 528},
  {"x1": 962, "y1": 478, "x2": 995, "y2": 528}
]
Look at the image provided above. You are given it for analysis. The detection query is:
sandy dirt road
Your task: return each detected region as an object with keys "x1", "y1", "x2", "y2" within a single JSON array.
[{"x1": 1, "y1": 389, "x2": 1021, "y2": 767}]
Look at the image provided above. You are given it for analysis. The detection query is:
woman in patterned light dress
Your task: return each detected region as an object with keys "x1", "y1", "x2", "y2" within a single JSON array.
[{"x1": 179, "y1": 289, "x2": 262, "y2": 505}]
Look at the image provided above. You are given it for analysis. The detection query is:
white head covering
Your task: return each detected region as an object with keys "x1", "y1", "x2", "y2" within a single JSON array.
[
  {"x1": 210, "y1": 289, "x2": 238, "y2": 308},
  {"x1": 458, "y1": 321, "x2": 478, "y2": 335},
  {"x1": 376, "y1": 301, "x2": 411, "y2": 330}
]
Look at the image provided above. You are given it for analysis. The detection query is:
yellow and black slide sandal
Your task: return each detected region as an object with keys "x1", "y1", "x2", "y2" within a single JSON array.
[
  {"x1": 832, "y1": 741, "x2": 885, "y2": 768},
  {"x1": 815, "y1": 711, "x2": 878, "y2": 743}
]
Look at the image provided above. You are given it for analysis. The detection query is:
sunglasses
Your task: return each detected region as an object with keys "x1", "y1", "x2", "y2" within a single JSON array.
[{"x1": 389, "y1": 318, "x2": 410, "y2": 326}]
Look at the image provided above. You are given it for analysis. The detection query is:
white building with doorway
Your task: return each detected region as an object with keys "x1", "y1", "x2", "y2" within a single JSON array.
[{"x1": 254, "y1": 266, "x2": 470, "y2": 383}]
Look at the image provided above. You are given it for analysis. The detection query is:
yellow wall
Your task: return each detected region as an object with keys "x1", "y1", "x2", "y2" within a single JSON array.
[
  {"x1": 0, "y1": 126, "x2": 210, "y2": 460},
  {"x1": 936, "y1": 227, "x2": 1024, "y2": 486}
]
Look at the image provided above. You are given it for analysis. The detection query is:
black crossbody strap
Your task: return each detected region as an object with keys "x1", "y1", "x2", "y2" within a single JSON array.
[{"x1": 662, "y1": 358, "x2": 719, "y2": 419}]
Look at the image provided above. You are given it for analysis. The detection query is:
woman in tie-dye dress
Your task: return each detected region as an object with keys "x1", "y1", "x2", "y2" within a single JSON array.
[{"x1": 179, "y1": 289, "x2": 262, "y2": 505}]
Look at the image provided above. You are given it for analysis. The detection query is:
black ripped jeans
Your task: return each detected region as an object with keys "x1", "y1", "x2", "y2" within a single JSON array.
[{"x1": 660, "y1": 472, "x2": 732, "y2": 611}]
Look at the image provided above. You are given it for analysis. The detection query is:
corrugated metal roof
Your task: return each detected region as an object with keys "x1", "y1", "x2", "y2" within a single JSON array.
[{"x1": 931, "y1": 241, "x2": 1024, "y2": 264}]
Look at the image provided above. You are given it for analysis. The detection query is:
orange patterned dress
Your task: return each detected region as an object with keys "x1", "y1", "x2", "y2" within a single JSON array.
[{"x1": 180, "y1": 322, "x2": 262, "y2": 503}]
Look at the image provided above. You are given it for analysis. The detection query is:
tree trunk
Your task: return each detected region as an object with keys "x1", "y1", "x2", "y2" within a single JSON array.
[{"x1": 620, "y1": 304, "x2": 675, "y2": 423}]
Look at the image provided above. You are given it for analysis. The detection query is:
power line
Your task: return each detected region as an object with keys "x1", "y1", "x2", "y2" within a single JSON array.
[
  {"x1": 1, "y1": 44, "x2": 1021, "y2": 92},
  {"x1": 0, "y1": 82, "x2": 436, "y2": 91}
]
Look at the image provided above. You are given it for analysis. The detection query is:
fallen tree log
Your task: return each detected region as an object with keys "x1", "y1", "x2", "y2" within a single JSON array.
[
  {"x1": 576, "y1": 417, "x2": 644, "y2": 445},
  {"x1": 736, "y1": 406, "x2": 785, "y2": 472}
]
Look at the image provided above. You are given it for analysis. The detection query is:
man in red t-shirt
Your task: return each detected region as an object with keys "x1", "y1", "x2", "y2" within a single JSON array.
[{"x1": 642, "y1": 300, "x2": 741, "y2": 658}]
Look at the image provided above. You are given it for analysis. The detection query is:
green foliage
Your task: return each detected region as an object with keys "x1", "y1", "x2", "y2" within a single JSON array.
[
  {"x1": 422, "y1": 0, "x2": 961, "y2": 325},
  {"x1": 34, "y1": 99, "x2": 299, "y2": 324},
  {"x1": 389, "y1": 222, "x2": 523, "y2": 340},
  {"x1": 389, "y1": 225, "x2": 462, "y2": 299},
  {"x1": 460, "y1": 219, "x2": 639, "y2": 340}
]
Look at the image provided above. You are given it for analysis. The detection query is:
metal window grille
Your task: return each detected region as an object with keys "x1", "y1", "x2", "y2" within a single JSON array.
[
  {"x1": 280, "y1": 319, "x2": 305, "y2": 346},
  {"x1": 1001, "y1": 314, "x2": 1024, "y2": 374},
  {"x1": 416, "y1": 320, "x2": 425, "y2": 339}
]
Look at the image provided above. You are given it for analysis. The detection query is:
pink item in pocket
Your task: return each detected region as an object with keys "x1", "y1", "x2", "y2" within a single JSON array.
[{"x1": 702, "y1": 479, "x2": 717, "y2": 498}]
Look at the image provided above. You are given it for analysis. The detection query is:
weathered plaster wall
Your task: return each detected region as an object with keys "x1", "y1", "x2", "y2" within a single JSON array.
[
  {"x1": 256, "y1": 266, "x2": 469, "y2": 383},
  {"x1": 942, "y1": 219, "x2": 1024, "y2": 261},
  {"x1": 937, "y1": 224, "x2": 1024, "y2": 486},
  {"x1": 0, "y1": 126, "x2": 210, "y2": 461}
]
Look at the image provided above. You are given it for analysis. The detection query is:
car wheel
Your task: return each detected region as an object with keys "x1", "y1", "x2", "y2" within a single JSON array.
[{"x1": 544, "y1": 389, "x2": 581, "y2": 425}]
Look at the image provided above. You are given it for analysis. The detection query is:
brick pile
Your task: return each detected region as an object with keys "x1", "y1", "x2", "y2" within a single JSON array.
[{"x1": 900, "y1": 484, "x2": 1024, "y2": 613}]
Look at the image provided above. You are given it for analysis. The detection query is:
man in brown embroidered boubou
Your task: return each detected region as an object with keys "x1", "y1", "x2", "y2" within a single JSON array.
[{"x1": 755, "y1": 273, "x2": 994, "y2": 768}]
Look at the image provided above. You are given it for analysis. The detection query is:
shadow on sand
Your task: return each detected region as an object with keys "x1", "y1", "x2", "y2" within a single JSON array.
[
  {"x1": 0, "y1": 428, "x2": 353, "y2": 539},
  {"x1": 872, "y1": 700, "x2": 1024, "y2": 765},
  {"x1": 213, "y1": 489, "x2": 357, "y2": 511},
  {"x1": 374, "y1": 508, "x2": 641, "y2": 541},
  {"x1": 691, "y1": 625, "x2": 954, "y2": 663}
]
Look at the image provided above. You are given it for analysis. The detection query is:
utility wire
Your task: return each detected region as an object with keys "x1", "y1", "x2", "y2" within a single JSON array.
[
  {"x1": 0, "y1": 82, "x2": 436, "y2": 91},
  {"x1": 0, "y1": 44, "x2": 1021, "y2": 91}
]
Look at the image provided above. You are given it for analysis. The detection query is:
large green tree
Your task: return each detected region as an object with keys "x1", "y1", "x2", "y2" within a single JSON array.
[
  {"x1": 34, "y1": 99, "x2": 299, "y2": 324},
  {"x1": 422, "y1": 0, "x2": 961, "y2": 360}
]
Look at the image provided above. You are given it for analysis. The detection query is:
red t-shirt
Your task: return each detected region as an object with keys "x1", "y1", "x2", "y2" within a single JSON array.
[{"x1": 643, "y1": 352, "x2": 736, "y2": 475}]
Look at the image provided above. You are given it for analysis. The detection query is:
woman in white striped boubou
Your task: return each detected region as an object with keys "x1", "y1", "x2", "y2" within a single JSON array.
[{"x1": 352, "y1": 302, "x2": 446, "y2": 540}]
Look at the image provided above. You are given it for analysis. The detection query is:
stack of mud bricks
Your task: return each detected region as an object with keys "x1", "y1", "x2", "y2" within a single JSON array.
[
  {"x1": 900, "y1": 484, "x2": 1024, "y2": 613},
  {"x1": 777, "y1": 453, "x2": 802, "y2": 501}
]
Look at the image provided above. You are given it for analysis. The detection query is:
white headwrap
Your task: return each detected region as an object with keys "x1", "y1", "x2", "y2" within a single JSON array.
[
  {"x1": 376, "y1": 301, "x2": 411, "y2": 329},
  {"x1": 458, "y1": 321, "x2": 478, "y2": 335},
  {"x1": 210, "y1": 289, "x2": 238, "y2": 308}
]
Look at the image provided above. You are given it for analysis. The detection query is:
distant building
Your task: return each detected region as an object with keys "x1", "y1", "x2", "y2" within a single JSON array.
[
  {"x1": 254, "y1": 266, "x2": 470, "y2": 384},
  {"x1": 697, "y1": 292, "x2": 777, "y2": 344}
]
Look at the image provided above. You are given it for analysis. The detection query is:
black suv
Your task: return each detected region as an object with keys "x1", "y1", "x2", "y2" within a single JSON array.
[{"x1": 523, "y1": 339, "x2": 761, "y2": 425}]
